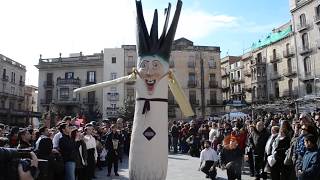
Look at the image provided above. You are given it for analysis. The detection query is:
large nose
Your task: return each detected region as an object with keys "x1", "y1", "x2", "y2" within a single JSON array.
[{"x1": 146, "y1": 63, "x2": 151, "y2": 75}]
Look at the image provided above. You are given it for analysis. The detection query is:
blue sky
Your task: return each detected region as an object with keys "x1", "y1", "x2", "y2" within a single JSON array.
[
  {"x1": 142, "y1": 0, "x2": 291, "y2": 56},
  {"x1": 0, "y1": 0, "x2": 291, "y2": 85}
]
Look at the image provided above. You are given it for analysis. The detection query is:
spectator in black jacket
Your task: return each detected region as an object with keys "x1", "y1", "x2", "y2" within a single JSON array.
[
  {"x1": 249, "y1": 121, "x2": 270, "y2": 180},
  {"x1": 296, "y1": 134, "x2": 320, "y2": 180},
  {"x1": 171, "y1": 121, "x2": 179, "y2": 153},
  {"x1": 59, "y1": 123, "x2": 77, "y2": 180},
  {"x1": 105, "y1": 124, "x2": 121, "y2": 177}
]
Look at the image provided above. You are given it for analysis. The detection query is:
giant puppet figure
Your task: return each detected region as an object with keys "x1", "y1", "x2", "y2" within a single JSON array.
[{"x1": 74, "y1": 0, "x2": 193, "y2": 179}]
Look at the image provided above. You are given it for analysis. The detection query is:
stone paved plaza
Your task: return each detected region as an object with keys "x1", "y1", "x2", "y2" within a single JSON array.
[{"x1": 96, "y1": 153, "x2": 255, "y2": 180}]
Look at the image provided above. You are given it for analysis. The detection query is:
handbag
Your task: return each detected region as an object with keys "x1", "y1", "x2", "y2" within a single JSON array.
[{"x1": 284, "y1": 144, "x2": 293, "y2": 165}]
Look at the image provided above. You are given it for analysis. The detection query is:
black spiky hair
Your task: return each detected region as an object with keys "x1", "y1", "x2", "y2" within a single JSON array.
[{"x1": 136, "y1": 0, "x2": 182, "y2": 61}]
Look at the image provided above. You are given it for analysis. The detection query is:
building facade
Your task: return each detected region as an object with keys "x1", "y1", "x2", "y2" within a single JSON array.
[
  {"x1": 102, "y1": 38, "x2": 224, "y2": 120},
  {"x1": 36, "y1": 52, "x2": 104, "y2": 121},
  {"x1": 0, "y1": 54, "x2": 27, "y2": 125},
  {"x1": 290, "y1": 0, "x2": 320, "y2": 96}
]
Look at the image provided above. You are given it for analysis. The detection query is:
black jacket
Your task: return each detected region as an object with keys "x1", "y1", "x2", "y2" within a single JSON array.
[
  {"x1": 249, "y1": 128, "x2": 270, "y2": 155},
  {"x1": 105, "y1": 131, "x2": 121, "y2": 155},
  {"x1": 59, "y1": 133, "x2": 77, "y2": 162}
]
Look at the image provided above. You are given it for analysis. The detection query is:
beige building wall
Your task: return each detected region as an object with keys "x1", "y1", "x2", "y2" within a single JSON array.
[
  {"x1": 242, "y1": 52, "x2": 253, "y2": 103},
  {"x1": 36, "y1": 52, "x2": 104, "y2": 121},
  {"x1": 0, "y1": 54, "x2": 26, "y2": 124},
  {"x1": 290, "y1": 0, "x2": 320, "y2": 96}
]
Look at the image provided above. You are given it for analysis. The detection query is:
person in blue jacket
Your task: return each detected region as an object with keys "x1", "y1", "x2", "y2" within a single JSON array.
[{"x1": 296, "y1": 134, "x2": 320, "y2": 180}]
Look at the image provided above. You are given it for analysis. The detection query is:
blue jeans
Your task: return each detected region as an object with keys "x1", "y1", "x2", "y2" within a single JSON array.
[{"x1": 64, "y1": 161, "x2": 76, "y2": 180}]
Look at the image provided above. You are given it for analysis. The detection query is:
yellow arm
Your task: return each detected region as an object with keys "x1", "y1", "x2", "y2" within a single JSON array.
[{"x1": 168, "y1": 70, "x2": 194, "y2": 117}]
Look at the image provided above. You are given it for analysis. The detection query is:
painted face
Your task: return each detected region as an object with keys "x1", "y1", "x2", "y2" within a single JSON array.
[{"x1": 138, "y1": 55, "x2": 168, "y2": 95}]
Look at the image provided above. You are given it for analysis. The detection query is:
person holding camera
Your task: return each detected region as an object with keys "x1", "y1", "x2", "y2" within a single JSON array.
[{"x1": 0, "y1": 147, "x2": 38, "y2": 180}]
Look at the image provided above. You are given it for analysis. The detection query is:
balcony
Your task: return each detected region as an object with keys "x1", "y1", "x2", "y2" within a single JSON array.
[
  {"x1": 231, "y1": 90, "x2": 244, "y2": 96},
  {"x1": 83, "y1": 98, "x2": 98, "y2": 105},
  {"x1": 297, "y1": 23, "x2": 310, "y2": 32},
  {"x1": 86, "y1": 80, "x2": 96, "y2": 85},
  {"x1": 188, "y1": 80, "x2": 197, "y2": 88},
  {"x1": 283, "y1": 68, "x2": 297, "y2": 77},
  {"x1": 188, "y1": 62, "x2": 195, "y2": 68},
  {"x1": 207, "y1": 99, "x2": 218, "y2": 107},
  {"x1": 190, "y1": 99, "x2": 200, "y2": 106},
  {"x1": 221, "y1": 71, "x2": 229, "y2": 78},
  {"x1": 57, "y1": 78, "x2": 81, "y2": 86},
  {"x1": 43, "y1": 81, "x2": 54, "y2": 88},
  {"x1": 222, "y1": 86, "x2": 230, "y2": 92},
  {"x1": 270, "y1": 72, "x2": 282, "y2": 81},
  {"x1": 244, "y1": 85, "x2": 252, "y2": 92},
  {"x1": 19, "y1": 81, "x2": 25, "y2": 87},
  {"x1": 40, "y1": 99, "x2": 52, "y2": 105},
  {"x1": 301, "y1": 73, "x2": 314, "y2": 81},
  {"x1": 56, "y1": 97, "x2": 80, "y2": 105},
  {"x1": 270, "y1": 54, "x2": 281, "y2": 63},
  {"x1": 244, "y1": 70, "x2": 251, "y2": 77},
  {"x1": 106, "y1": 107, "x2": 119, "y2": 117},
  {"x1": 283, "y1": 48, "x2": 295, "y2": 58},
  {"x1": 2, "y1": 75, "x2": 9, "y2": 82},
  {"x1": 209, "y1": 81, "x2": 218, "y2": 88},
  {"x1": 299, "y1": 46, "x2": 313, "y2": 56},
  {"x1": 107, "y1": 93, "x2": 119, "y2": 101},
  {"x1": 251, "y1": 58, "x2": 266, "y2": 67},
  {"x1": 230, "y1": 77, "x2": 244, "y2": 84},
  {"x1": 314, "y1": 14, "x2": 320, "y2": 24},
  {"x1": 282, "y1": 90, "x2": 298, "y2": 99}
]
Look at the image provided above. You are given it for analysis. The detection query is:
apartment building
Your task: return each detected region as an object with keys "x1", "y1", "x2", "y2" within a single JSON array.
[
  {"x1": 290, "y1": 0, "x2": 320, "y2": 96},
  {"x1": 106, "y1": 38, "x2": 223, "y2": 120},
  {"x1": 24, "y1": 85, "x2": 38, "y2": 112},
  {"x1": 36, "y1": 52, "x2": 104, "y2": 121},
  {"x1": 0, "y1": 54, "x2": 27, "y2": 125},
  {"x1": 103, "y1": 48, "x2": 125, "y2": 119}
]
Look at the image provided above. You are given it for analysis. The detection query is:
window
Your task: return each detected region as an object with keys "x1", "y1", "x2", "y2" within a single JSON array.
[
  {"x1": 316, "y1": 5, "x2": 320, "y2": 17},
  {"x1": 10, "y1": 86, "x2": 15, "y2": 95},
  {"x1": 112, "y1": 57, "x2": 116, "y2": 64},
  {"x1": 0, "y1": 100, "x2": 4, "y2": 108},
  {"x1": 299, "y1": 13, "x2": 306, "y2": 27},
  {"x1": 188, "y1": 56, "x2": 195, "y2": 68},
  {"x1": 128, "y1": 56, "x2": 134, "y2": 67},
  {"x1": 273, "y1": 49, "x2": 277, "y2": 59},
  {"x1": 304, "y1": 57, "x2": 311, "y2": 75},
  {"x1": 288, "y1": 79, "x2": 293, "y2": 94},
  {"x1": 11, "y1": 72, "x2": 15, "y2": 83},
  {"x1": 274, "y1": 82, "x2": 279, "y2": 98},
  {"x1": 257, "y1": 53, "x2": 262, "y2": 62},
  {"x1": 60, "y1": 88, "x2": 69, "y2": 98},
  {"x1": 188, "y1": 73, "x2": 196, "y2": 81},
  {"x1": 87, "y1": 71, "x2": 96, "y2": 83},
  {"x1": 65, "y1": 72, "x2": 74, "y2": 79},
  {"x1": 210, "y1": 91, "x2": 217, "y2": 103},
  {"x1": 111, "y1": 73, "x2": 117, "y2": 80},
  {"x1": 111, "y1": 103, "x2": 116, "y2": 109},
  {"x1": 302, "y1": 33, "x2": 309, "y2": 49},
  {"x1": 46, "y1": 90, "x2": 52, "y2": 102},
  {"x1": 306, "y1": 81, "x2": 313, "y2": 94},
  {"x1": 209, "y1": 74, "x2": 215, "y2": 81},
  {"x1": 286, "y1": 43, "x2": 290, "y2": 53},
  {"x1": 2, "y1": 69, "x2": 6, "y2": 79},
  {"x1": 189, "y1": 90, "x2": 197, "y2": 102},
  {"x1": 273, "y1": 62, "x2": 278, "y2": 72},
  {"x1": 127, "y1": 88, "x2": 134, "y2": 102},
  {"x1": 287, "y1": 58, "x2": 292, "y2": 72},
  {"x1": 88, "y1": 91, "x2": 95, "y2": 102}
]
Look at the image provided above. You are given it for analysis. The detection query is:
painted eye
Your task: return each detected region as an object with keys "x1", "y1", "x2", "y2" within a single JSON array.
[
  {"x1": 140, "y1": 62, "x2": 146, "y2": 68},
  {"x1": 153, "y1": 63, "x2": 158, "y2": 68}
]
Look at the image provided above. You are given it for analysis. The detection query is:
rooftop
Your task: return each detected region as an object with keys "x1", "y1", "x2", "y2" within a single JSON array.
[{"x1": 0, "y1": 54, "x2": 26, "y2": 70}]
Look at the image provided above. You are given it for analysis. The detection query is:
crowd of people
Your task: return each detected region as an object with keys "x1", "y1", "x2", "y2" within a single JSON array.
[
  {"x1": 0, "y1": 110, "x2": 319, "y2": 180},
  {"x1": 0, "y1": 117, "x2": 132, "y2": 180},
  {"x1": 168, "y1": 111, "x2": 320, "y2": 180}
]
